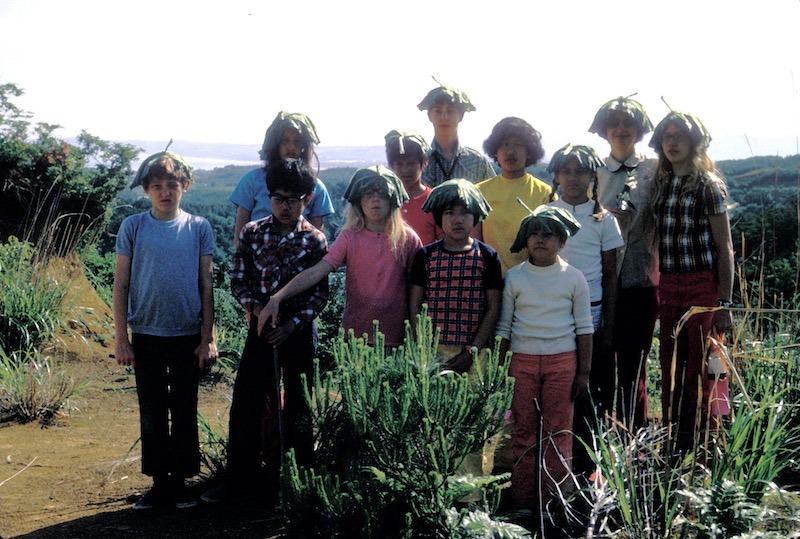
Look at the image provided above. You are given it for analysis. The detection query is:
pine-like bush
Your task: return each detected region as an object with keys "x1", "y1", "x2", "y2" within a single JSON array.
[{"x1": 281, "y1": 309, "x2": 523, "y2": 538}]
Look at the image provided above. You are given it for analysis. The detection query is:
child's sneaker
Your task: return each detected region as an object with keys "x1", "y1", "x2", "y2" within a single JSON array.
[
  {"x1": 172, "y1": 479, "x2": 198, "y2": 509},
  {"x1": 133, "y1": 484, "x2": 170, "y2": 510},
  {"x1": 200, "y1": 482, "x2": 232, "y2": 504}
]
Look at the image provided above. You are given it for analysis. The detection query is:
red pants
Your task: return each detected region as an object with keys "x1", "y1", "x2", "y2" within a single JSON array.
[
  {"x1": 509, "y1": 351, "x2": 576, "y2": 510},
  {"x1": 659, "y1": 270, "x2": 717, "y2": 451}
]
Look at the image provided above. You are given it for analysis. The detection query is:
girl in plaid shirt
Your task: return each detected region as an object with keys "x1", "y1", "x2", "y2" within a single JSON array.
[{"x1": 650, "y1": 111, "x2": 734, "y2": 452}]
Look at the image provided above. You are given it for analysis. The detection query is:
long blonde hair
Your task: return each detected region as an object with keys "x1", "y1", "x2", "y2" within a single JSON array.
[
  {"x1": 342, "y1": 202, "x2": 410, "y2": 265},
  {"x1": 652, "y1": 125, "x2": 723, "y2": 205}
]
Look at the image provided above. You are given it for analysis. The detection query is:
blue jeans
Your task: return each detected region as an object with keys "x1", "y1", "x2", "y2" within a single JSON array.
[{"x1": 132, "y1": 333, "x2": 201, "y2": 479}]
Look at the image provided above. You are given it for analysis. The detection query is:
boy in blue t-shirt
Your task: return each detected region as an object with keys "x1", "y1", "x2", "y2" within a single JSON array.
[{"x1": 114, "y1": 150, "x2": 217, "y2": 510}]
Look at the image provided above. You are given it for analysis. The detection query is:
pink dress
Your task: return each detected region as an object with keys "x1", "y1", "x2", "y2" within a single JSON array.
[{"x1": 323, "y1": 226, "x2": 422, "y2": 347}]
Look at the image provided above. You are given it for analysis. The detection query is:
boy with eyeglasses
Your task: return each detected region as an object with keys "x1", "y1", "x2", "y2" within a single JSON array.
[{"x1": 203, "y1": 158, "x2": 328, "y2": 504}]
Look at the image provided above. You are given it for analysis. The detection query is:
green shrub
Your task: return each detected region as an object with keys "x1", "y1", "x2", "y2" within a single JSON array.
[
  {"x1": 0, "y1": 237, "x2": 70, "y2": 351},
  {"x1": 0, "y1": 346, "x2": 86, "y2": 426},
  {"x1": 281, "y1": 310, "x2": 517, "y2": 538}
]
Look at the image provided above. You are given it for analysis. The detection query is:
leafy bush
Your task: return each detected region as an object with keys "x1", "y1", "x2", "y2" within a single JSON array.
[{"x1": 0, "y1": 237, "x2": 70, "y2": 351}]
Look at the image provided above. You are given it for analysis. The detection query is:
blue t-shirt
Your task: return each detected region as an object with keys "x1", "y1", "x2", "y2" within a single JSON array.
[
  {"x1": 116, "y1": 210, "x2": 215, "y2": 337},
  {"x1": 229, "y1": 168, "x2": 335, "y2": 221}
]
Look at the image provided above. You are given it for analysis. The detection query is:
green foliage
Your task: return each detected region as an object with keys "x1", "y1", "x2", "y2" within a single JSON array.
[
  {"x1": 678, "y1": 479, "x2": 767, "y2": 539},
  {"x1": 281, "y1": 311, "x2": 515, "y2": 538},
  {"x1": 78, "y1": 243, "x2": 116, "y2": 306},
  {"x1": 0, "y1": 83, "x2": 140, "y2": 256},
  {"x1": 0, "y1": 237, "x2": 70, "y2": 351},
  {"x1": 0, "y1": 346, "x2": 86, "y2": 426},
  {"x1": 198, "y1": 410, "x2": 229, "y2": 479}
]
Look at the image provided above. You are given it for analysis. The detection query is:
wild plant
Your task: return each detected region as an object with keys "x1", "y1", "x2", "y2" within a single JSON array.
[
  {"x1": 198, "y1": 410, "x2": 229, "y2": 479},
  {"x1": 0, "y1": 237, "x2": 70, "y2": 351},
  {"x1": 280, "y1": 309, "x2": 517, "y2": 538},
  {"x1": 0, "y1": 346, "x2": 86, "y2": 426}
]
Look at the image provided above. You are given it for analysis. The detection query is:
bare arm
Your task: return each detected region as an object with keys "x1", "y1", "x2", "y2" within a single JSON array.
[
  {"x1": 233, "y1": 206, "x2": 252, "y2": 252},
  {"x1": 195, "y1": 253, "x2": 218, "y2": 369},
  {"x1": 112, "y1": 254, "x2": 135, "y2": 367},
  {"x1": 409, "y1": 284, "x2": 425, "y2": 335},
  {"x1": 308, "y1": 215, "x2": 325, "y2": 234},
  {"x1": 709, "y1": 212, "x2": 734, "y2": 333},
  {"x1": 259, "y1": 260, "x2": 335, "y2": 333},
  {"x1": 572, "y1": 333, "x2": 593, "y2": 401}
]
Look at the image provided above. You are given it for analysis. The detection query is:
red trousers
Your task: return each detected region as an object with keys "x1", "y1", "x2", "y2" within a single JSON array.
[
  {"x1": 509, "y1": 351, "x2": 576, "y2": 510},
  {"x1": 659, "y1": 270, "x2": 717, "y2": 451}
]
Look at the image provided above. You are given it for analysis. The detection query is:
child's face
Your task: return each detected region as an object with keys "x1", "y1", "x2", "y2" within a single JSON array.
[
  {"x1": 389, "y1": 155, "x2": 425, "y2": 190},
  {"x1": 661, "y1": 123, "x2": 693, "y2": 170},
  {"x1": 556, "y1": 158, "x2": 592, "y2": 204},
  {"x1": 605, "y1": 111, "x2": 638, "y2": 154},
  {"x1": 360, "y1": 188, "x2": 391, "y2": 225},
  {"x1": 143, "y1": 177, "x2": 188, "y2": 220},
  {"x1": 441, "y1": 203, "x2": 475, "y2": 244},
  {"x1": 496, "y1": 137, "x2": 528, "y2": 177},
  {"x1": 525, "y1": 229, "x2": 563, "y2": 267},
  {"x1": 427, "y1": 102, "x2": 463, "y2": 136},
  {"x1": 270, "y1": 188, "x2": 308, "y2": 230},
  {"x1": 279, "y1": 127, "x2": 305, "y2": 160}
]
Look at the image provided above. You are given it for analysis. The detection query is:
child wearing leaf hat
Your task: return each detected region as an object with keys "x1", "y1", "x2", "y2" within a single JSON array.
[
  {"x1": 589, "y1": 95, "x2": 659, "y2": 428},
  {"x1": 408, "y1": 179, "x2": 502, "y2": 498},
  {"x1": 385, "y1": 129, "x2": 442, "y2": 244},
  {"x1": 649, "y1": 110, "x2": 733, "y2": 452},
  {"x1": 262, "y1": 166, "x2": 423, "y2": 348},
  {"x1": 229, "y1": 111, "x2": 335, "y2": 249},
  {"x1": 546, "y1": 143, "x2": 624, "y2": 479},
  {"x1": 496, "y1": 206, "x2": 593, "y2": 521},
  {"x1": 418, "y1": 81, "x2": 495, "y2": 188},
  {"x1": 114, "y1": 149, "x2": 217, "y2": 510}
]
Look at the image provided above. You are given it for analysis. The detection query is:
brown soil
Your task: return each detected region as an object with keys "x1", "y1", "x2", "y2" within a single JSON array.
[{"x1": 0, "y1": 259, "x2": 281, "y2": 538}]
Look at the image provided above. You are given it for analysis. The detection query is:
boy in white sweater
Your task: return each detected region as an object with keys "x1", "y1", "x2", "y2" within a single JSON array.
[{"x1": 496, "y1": 206, "x2": 593, "y2": 523}]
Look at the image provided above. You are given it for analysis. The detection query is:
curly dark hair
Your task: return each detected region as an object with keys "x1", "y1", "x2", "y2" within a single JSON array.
[{"x1": 483, "y1": 117, "x2": 545, "y2": 167}]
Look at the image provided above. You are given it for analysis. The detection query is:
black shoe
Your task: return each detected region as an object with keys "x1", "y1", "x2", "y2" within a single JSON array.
[
  {"x1": 172, "y1": 480, "x2": 198, "y2": 509},
  {"x1": 133, "y1": 484, "x2": 170, "y2": 510}
]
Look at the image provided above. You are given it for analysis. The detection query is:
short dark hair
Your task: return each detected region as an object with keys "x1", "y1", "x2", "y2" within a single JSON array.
[
  {"x1": 483, "y1": 117, "x2": 545, "y2": 167},
  {"x1": 431, "y1": 201, "x2": 479, "y2": 228},
  {"x1": 139, "y1": 154, "x2": 192, "y2": 188},
  {"x1": 431, "y1": 94, "x2": 466, "y2": 116},
  {"x1": 265, "y1": 158, "x2": 315, "y2": 197},
  {"x1": 386, "y1": 138, "x2": 426, "y2": 167}
]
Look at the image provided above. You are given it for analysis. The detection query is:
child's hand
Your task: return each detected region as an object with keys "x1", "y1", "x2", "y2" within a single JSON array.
[
  {"x1": 264, "y1": 320, "x2": 296, "y2": 346},
  {"x1": 571, "y1": 371, "x2": 590, "y2": 401},
  {"x1": 115, "y1": 339, "x2": 136, "y2": 367},
  {"x1": 713, "y1": 308, "x2": 732, "y2": 335},
  {"x1": 444, "y1": 351, "x2": 474, "y2": 374},
  {"x1": 195, "y1": 340, "x2": 218, "y2": 370},
  {"x1": 258, "y1": 298, "x2": 281, "y2": 335}
]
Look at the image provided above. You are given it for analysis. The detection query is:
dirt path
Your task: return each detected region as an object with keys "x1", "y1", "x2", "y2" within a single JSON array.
[{"x1": 0, "y1": 261, "x2": 281, "y2": 538}]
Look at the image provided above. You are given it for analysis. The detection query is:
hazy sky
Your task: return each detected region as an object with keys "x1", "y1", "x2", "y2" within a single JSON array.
[{"x1": 2, "y1": 0, "x2": 799, "y2": 161}]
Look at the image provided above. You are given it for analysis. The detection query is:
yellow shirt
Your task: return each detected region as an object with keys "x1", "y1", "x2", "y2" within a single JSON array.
[{"x1": 477, "y1": 173, "x2": 553, "y2": 274}]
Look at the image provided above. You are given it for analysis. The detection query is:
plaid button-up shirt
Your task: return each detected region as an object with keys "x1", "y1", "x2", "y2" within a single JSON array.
[
  {"x1": 231, "y1": 215, "x2": 328, "y2": 328},
  {"x1": 654, "y1": 174, "x2": 727, "y2": 274},
  {"x1": 422, "y1": 139, "x2": 496, "y2": 188}
]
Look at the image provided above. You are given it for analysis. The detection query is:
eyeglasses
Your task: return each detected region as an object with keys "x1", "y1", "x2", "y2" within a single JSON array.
[
  {"x1": 662, "y1": 132, "x2": 689, "y2": 144},
  {"x1": 270, "y1": 194, "x2": 305, "y2": 207},
  {"x1": 607, "y1": 118, "x2": 636, "y2": 129}
]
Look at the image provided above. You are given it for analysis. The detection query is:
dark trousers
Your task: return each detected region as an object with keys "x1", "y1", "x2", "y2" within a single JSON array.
[
  {"x1": 615, "y1": 285, "x2": 659, "y2": 428},
  {"x1": 226, "y1": 319, "x2": 316, "y2": 487},
  {"x1": 132, "y1": 333, "x2": 201, "y2": 479},
  {"x1": 572, "y1": 331, "x2": 616, "y2": 477}
]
